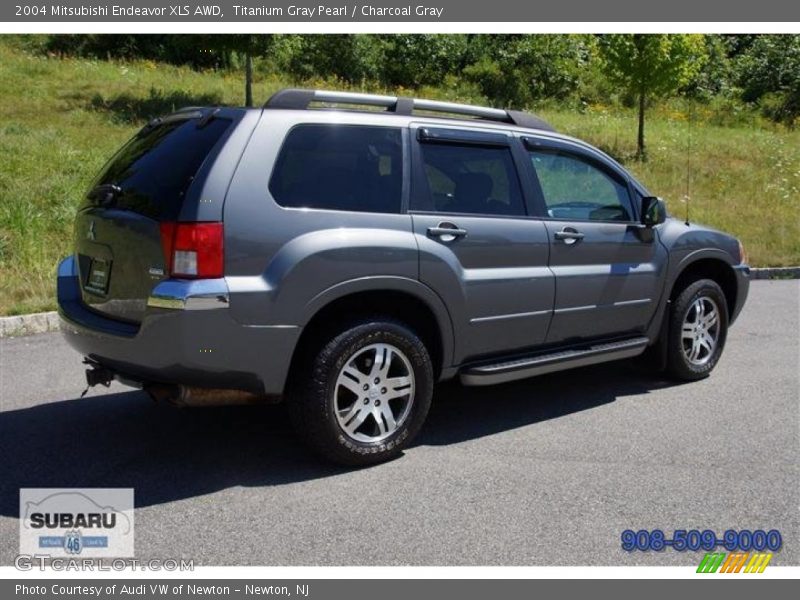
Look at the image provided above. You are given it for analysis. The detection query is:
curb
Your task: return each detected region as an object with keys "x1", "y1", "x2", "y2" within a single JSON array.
[
  {"x1": 0, "y1": 268, "x2": 797, "y2": 338},
  {"x1": 0, "y1": 311, "x2": 60, "y2": 338},
  {"x1": 748, "y1": 267, "x2": 800, "y2": 280}
]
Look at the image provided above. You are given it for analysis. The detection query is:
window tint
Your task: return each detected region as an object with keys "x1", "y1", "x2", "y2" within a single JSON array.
[
  {"x1": 529, "y1": 150, "x2": 633, "y2": 222},
  {"x1": 87, "y1": 116, "x2": 232, "y2": 220},
  {"x1": 270, "y1": 125, "x2": 402, "y2": 213},
  {"x1": 415, "y1": 143, "x2": 525, "y2": 216}
]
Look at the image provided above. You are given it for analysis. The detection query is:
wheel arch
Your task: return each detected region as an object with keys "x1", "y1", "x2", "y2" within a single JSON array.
[
  {"x1": 669, "y1": 253, "x2": 739, "y2": 319},
  {"x1": 289, "y1": 277, "x2": 455, "y2": 385}
]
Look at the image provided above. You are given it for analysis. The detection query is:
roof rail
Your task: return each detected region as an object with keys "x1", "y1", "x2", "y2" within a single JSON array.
[{"x1": 263, "y1": 88, "x2": 555, "y2": 132}]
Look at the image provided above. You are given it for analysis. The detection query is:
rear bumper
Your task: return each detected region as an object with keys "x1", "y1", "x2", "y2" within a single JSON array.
[
  {"x1": 730, "y1": 264, "x2": 750, "y2": 324},
  {"x1": 57, "y1": 255, "x2": 299, "y2": 396}
]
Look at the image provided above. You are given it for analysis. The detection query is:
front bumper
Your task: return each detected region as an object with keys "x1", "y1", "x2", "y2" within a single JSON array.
[
  {"x1": 730, "y1": 264, "x2": 750, "y2": 324},
  {"x1": 57, "y1": 255, "x2": 300, "y2": 396}
]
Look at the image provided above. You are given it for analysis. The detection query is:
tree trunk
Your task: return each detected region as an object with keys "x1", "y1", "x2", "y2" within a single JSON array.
[
  {"x1": 637, "y1": 86, "x2": 646, "y2": 160},
  {"x1": 245, "y1": 51, "x2": 253, "y2": 107}
]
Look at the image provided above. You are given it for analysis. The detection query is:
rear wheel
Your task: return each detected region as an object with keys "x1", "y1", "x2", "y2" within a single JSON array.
[
  {"x1": 289, "y1": 319, "x2": 434, "y2": 466},
  {"x1": 666, "y1": 279, "x2": 729, "y2": 380}
]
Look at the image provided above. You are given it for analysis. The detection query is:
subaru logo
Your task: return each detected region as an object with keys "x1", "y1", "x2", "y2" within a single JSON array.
[{"x1": 87, "y1": 220, "x2": 96, "y2": 241}]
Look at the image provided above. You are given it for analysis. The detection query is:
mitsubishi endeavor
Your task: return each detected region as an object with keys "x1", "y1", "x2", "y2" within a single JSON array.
[{"x1": 57, "y1": 89, "x2": 750, "y2": 465}]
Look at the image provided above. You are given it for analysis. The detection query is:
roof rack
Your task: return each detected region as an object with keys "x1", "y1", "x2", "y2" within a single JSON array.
[{"x1": 263, "y1": 88, "x2": 555, "y2": 132}]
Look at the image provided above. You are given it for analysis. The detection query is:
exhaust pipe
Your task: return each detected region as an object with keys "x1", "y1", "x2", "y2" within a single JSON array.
[{"x1": 145, "y1": 384, "x2": 268, "y2": 407}]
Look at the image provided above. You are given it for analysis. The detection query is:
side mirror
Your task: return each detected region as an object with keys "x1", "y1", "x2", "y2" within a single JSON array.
[{"x1": 641, "y1": 196, "x2": 666, "y2": 227}]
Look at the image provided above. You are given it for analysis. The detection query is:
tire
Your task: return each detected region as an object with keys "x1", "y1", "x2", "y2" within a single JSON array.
[
  {"x1": 665, "y1": 278, "x2": 729, "y2": 381},
  {"x1": 288, "y1": 318, "x2": 434, "y2": 466}
]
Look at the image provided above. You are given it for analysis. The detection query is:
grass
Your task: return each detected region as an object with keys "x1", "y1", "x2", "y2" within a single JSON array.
[{"x1": 1, "y1": 39, "x2": 799, "y2": 315}]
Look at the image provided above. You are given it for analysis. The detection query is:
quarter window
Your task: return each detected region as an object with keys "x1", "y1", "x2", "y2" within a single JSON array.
[
  {"x1": 414, "y1": 143, "x2": 525, "y2": 216},
  {"x1": 270, "y1": 125, "x2": 403, "y2": 213},
  {"x1": 529, "y1": 149, "x2": 633, "y2": 222}
]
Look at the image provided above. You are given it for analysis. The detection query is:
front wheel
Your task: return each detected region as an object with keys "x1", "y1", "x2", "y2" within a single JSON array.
[
  {"x1": 666, "y1": 279, "x2": 729, "y2": 381},
  {"x1": 289, "y1": 319, "x2": 434, "y2": 466}
]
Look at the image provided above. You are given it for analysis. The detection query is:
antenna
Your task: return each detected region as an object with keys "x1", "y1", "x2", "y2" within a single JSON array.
[{"x1": 684, "y1": 105, "x2": 692, "y2": 226}]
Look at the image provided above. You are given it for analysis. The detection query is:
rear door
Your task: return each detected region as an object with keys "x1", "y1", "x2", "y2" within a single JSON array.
[
  {"x1": 409, "y1": 124, "x2": 554, "y2": 362},
  {"x1": 74, "y1": 111, "x2": 236, "y2": 323},
  {"x1": 521, "y1": 136, "x2": 666, "y2": 344}
]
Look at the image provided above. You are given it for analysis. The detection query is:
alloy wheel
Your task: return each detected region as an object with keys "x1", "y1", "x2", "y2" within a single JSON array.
[
  {"x1": 681, "y1": 296, "x2": 721, "y2": 366},
  {"x1": 333, "y1": 343, "x2": 415, "y2": 443}
]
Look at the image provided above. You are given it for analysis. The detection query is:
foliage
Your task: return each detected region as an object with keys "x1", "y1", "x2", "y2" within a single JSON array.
[
  {"x1": 34, "y1": 33, "x2": 800, "y2": 130},
  {"x1": 735, "y1": 35, "x2": 800, "y2": 128},
  {"x1": 599, "y1": 35, "x2": 707, "y2": 157},
  {"x1": 600, "y1": 35, "x2": 707, "y2": 100},
  {"x1": 44, "y1": 34, "x2": 228, "y2": 68},
  {"x1": 382, "y1": 34, "x2": 471, "y2": 87},
  {"x1": 198, "y1": 35, "x2": 275, "y2": 106},
  {"x1": 682, "y1": 35, "x2": 735, "y2": 99},
  {"x1": 282, "y1": 35, "x2": 385, "y2": 83},
  {"x1": 462, "y1": 35, "x2": 591, "y2": 108}
]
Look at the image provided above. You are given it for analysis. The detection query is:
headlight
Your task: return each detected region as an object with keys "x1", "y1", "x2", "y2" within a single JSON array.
[{"x1": 738, "y1": 240, "x2": 749, "y2": 265}]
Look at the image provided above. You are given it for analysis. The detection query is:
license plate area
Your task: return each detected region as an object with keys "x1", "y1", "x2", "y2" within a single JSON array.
[{"x1": 85, "y1": 258, "x2": 111, "y2": 295}]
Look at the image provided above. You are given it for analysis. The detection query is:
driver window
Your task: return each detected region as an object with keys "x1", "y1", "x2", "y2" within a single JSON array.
[{"x1": 529, "y1": 149, "x2": 633, "y2": 222}]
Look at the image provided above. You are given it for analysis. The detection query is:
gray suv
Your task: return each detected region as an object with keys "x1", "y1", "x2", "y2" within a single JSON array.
[{"x1": 57, "y1": 89, "x2": 750, "y2": 465}]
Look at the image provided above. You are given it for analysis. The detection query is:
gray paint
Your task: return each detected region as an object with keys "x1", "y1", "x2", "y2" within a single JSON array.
[{"x1": 57, "y1": 95, "x2": 750, "y2": 397}]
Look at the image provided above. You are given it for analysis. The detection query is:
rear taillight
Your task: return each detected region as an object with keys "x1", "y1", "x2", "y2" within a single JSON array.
[{"x1": 159, "y1": 222, "x2": 224, "y2": 279}]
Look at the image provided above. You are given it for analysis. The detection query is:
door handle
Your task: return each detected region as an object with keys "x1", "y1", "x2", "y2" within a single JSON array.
[
  {"x1": 428, "y1": 222, "x2": 468, "y2": 241},
  {"x1": 554, "y1": 228, "x2": 584, "y2": 245}
]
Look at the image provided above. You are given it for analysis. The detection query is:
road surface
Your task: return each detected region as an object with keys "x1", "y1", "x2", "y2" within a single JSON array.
[{"x1": 1, "y1": 280, "x2": 797, "y2": 566}]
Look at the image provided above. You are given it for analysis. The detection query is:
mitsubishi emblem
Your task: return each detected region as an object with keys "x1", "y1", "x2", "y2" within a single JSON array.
[{"x1": 87, "y1": 220, "x2": 96, "y2": 241}]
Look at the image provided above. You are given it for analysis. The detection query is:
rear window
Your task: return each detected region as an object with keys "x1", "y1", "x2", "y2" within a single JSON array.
[
  {"x1": 86, "y1": 115, "x2": 232, "y2": 220},
  {"x1": 269, "y1": 124, "x2": 403, "y2": 214}
]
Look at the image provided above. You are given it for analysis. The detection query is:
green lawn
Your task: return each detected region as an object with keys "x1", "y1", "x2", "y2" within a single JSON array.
[{"x1": 1, "y1": 40, "x2": 798, "y2": 315}]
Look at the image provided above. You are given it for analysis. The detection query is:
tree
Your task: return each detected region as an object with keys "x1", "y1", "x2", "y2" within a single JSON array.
[
  {"x1": 463, "y1": 35, "x2": 591, "y2": 109},
  {"x1": 282, "y1": 35, "x2": 384, "y2": 84},
  {"x1": 232, "y1": 35, "x2": 275, "y2": 107},
  {"x1": 599, "y1": 34, "x2": 706, "y2": 159},
  {"x1": 381, "y1": 35, "x2": 470, "y2": 87},
  {"x1": 45, "y1": 34, "x2": 229, "y2": 69},
  {"x1": 681, "y1": 35, "x2": 735, "y2": 100},
  {"x1": 735, "y1": 34, "x2": 800, "y2": 128},
  {"x1": 199, "y1": 35, "x2": 274, "y2": 106}
]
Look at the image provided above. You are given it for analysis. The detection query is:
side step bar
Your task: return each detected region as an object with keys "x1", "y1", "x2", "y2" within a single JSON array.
[{"x1": 460, "y1": 337, "x2": 650, "y2": 386}]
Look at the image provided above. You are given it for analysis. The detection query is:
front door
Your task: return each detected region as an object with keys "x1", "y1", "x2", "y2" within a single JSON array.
[{"x1": 523, "y1": 138, "x2": 666, "y2": 344}]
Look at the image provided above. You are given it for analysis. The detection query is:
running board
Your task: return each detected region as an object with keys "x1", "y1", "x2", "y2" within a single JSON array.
[{"x1": 459, "y1": 337, "x2": 650, "y2": 386}]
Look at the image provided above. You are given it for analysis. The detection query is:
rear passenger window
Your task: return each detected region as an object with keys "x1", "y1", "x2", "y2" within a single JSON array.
[
  {"x1": 270, "y1": 125, "x2": 402, "y2": 213},
  {"x1": 414, "y1": 143, "x2": 525, "y2": 216}
]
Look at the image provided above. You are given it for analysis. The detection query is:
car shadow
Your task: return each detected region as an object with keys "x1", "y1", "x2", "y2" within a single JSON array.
[
  {"x1": 0, "y1": 362, "x2": 683, "y2": 517},
  {"x1": 419, "y1": 362, "x2": 681, "y2": 446},
  {"x1": 85, "y1": 89, "x2": 225, "y2": 124}
]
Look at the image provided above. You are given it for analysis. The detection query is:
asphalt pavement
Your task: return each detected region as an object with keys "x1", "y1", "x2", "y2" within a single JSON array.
[{"x1": 0, "y1": 280, "x2": 797, "y2": 566}]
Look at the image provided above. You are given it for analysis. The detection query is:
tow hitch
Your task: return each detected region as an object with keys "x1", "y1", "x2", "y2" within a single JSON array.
[{"x1": 81, "y1": 359, "x2": 113, "y2": 396}]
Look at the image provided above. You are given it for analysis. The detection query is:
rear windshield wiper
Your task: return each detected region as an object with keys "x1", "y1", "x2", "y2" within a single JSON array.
[{"x1": 87, "y1": 183, "x2": 122, "y2": 206}]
